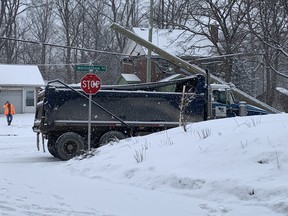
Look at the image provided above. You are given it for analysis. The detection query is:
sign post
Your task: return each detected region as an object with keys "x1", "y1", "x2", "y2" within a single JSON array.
[{"x1": 80, "y1": 73, "x2": 101, "y2": 151}]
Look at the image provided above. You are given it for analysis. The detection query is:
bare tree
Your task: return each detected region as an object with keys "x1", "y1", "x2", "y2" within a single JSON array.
[
  {"x1": 83, "y1": 0, "x2": 149, "y2": 83},
  {"x1": 20, "y1": 0, "x2": 57, "y2": 79},
  {"x1": 190, "y1": 0, "x2": 253, "y2": 83},
  {"x1": 153, "y1": 0, "x2": 288, "y2": 107},
  {"x1": 55, "y1": 0, "x2": 86, "y2": 83},
  {"x1": 0, "y1": 0, "x2": 151, "y2": 84},
  {"x1": 0, "y1": 0, "x2": 24, "y2": 63},
  {"x1": 154, "y1": 0, "x2": 191, "y2": 29},
  {"x1": 247, "y1": 0, "x2": 288, "y2": 105},
  {"x1": 75, "y1": 0, "x2": 119, "y2": 83},
  {"x1": 153, "y1": 0, "x2": 254, "y2": 84},
  {"x1": 99, "y1": 0, "x2": 147, "y2": 52}
]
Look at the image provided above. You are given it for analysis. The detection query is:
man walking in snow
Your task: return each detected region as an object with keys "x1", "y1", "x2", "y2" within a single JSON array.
[{"x1": 3, "y1": 101, "x2": 15, "y2": 125}]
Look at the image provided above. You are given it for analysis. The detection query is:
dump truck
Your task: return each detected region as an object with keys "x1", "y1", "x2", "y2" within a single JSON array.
[{"x1": 32, "y1": 74, "x2": 268, "y2": 161}]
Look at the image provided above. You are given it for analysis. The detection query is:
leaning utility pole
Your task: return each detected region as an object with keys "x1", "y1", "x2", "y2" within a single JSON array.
[{"x1": 110, "y1": 23, "x2": 280, "y2": 114}]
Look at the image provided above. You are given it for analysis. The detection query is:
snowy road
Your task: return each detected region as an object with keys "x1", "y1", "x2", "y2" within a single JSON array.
[
  {"x1": 1, "y1": 113, "x2": 288, "y2": 216},
  {"x1": 0, "y1": 114, "x2": 203, "y2": 216}
]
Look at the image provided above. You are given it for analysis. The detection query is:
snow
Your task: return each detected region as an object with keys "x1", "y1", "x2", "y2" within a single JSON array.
[
  {"x1": 159, "y1": 74, "x2": 183, "y2": 82},
  {"x1": 0, "y1": 64, "x2": 45, "y2": 87},
  {"x1": 1, "y1": 112, "x2": 288, "y2": 216},
  {"x1": 120, "y1": 73, "x2": 141, "y2": 82},
  {"x1": 127, "y1": 28, "x2": 214, "y2": 57},
  {"x1": 277, "y1": 87, "x2": 288, "y2": 96}
]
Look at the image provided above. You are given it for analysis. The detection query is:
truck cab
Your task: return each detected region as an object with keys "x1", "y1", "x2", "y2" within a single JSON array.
[{"x1": 211, "y1": 83, "x2": 268, "y2": 118}]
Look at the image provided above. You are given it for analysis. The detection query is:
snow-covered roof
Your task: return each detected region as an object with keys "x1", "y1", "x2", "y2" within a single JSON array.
[
  {"x1": 121, "y1": 73, "x2": 141, "y2": 82},
  {"x1": 123, "y1": 28, "x2": 214, "y2": 57},
  {"x1": 211, "y1": 83, "x2": 230, "y2": 90},
  {"x1": 0, "y1": 64, "x2": 45, "y2": 87}
]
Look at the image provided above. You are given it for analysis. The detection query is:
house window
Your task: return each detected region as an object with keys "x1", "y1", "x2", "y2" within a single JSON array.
[{"x1": 26, "y1": 90, "x2": 35, "y2": 106}]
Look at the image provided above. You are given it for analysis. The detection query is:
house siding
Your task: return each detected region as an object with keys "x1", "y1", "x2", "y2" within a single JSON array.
[
  {"x1": 123, "y1": 57, "x2": 166, "y2": 82},
  {"x1": 0, "y1": 89, "x2": 23, "y2": 114}
]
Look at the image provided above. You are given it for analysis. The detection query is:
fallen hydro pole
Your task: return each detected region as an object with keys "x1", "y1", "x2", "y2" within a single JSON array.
[{"x1": 110, "y1": 22, "x2": 280, "y2": 114}]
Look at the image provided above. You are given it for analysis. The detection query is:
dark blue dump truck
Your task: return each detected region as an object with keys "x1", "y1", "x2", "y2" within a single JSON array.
[{"x1": 33, "y1": 74, "x2": 268, "y2": 160}]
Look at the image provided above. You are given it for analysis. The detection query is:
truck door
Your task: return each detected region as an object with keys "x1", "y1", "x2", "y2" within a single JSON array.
[
  {"x1": 212, "y1": 89, "x2": 236, "y2": 118},
  {"x1": 212, "y1": 90, "x2": 227, "y2": 118}
]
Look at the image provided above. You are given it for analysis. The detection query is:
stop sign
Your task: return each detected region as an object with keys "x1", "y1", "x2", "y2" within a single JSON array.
[{"x1": 81, "y1": 73, "x2": 101, "y2": 95}]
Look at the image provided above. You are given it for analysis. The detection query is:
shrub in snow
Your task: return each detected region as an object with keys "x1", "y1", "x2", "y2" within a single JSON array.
[
  {"x1": 134, "y1": 143, "x2": 149, "y2": 163},
  {"x1": 197, "y1": 128, "x2": 211, "y2": 139}
]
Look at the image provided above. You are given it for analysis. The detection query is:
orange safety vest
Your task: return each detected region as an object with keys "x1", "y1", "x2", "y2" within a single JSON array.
[{"x1": 3, "y1": 103, "x2": 16, "y2": 115}]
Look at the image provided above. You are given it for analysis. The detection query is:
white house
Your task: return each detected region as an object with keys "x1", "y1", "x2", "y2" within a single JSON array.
[{"x1": 0, "y1": 64, "x2": 45, "y2": 114}]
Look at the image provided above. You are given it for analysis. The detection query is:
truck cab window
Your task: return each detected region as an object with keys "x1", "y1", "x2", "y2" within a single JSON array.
[{"x1": 212, "y1": 90, "x2": 226, "y2": 104}]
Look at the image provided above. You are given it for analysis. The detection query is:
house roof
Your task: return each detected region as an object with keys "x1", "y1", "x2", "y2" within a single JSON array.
[
  {"x1": 120, "y1": 73, "x2": 141, "y2": 82},
  {"x1": 0, "y1": 64, "x2": 45, "y2": 87},
  {"x1": 123, "y1": 27, "x2": 214, "y2": 57}
]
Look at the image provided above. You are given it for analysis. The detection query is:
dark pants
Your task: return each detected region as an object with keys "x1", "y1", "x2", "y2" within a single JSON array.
[{"x1": 6, "y1": 114, "x2": 13, "y2": 125}]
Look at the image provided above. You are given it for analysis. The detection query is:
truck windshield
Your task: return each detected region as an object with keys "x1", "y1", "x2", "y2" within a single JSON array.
[
  {"x1": 212, "y1": 90, "x2": 226, "y2": 104},
  {"x1": 212, "y1": 89, "x2": 236, "y2": 104}
]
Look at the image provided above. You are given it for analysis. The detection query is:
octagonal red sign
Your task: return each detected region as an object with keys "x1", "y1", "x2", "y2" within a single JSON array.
[{"x1": 80, "y1": 73, "x2": 101, "y2": 95}]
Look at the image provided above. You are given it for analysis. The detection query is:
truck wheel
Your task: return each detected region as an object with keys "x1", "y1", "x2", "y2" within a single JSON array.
[
  {"x1": 99, "y1": 131, "x2": 126, "y2": 147},
  {"x1": 48, "y1": 139, "x2": 58, "y2": 158},
  {"x1": 55, "y1": 132, "x2": 84, "y2": 161}
]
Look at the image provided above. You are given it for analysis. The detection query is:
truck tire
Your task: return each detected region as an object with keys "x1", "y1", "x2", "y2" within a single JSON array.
[
  {"x1": 48, "y1": 139, "x2": 58, "y2": 158},
  {"x1": 99, "y1": 131, "x2": 126, "y2": 147},
  {"x1": 55, "y1": 132, "x2": 84, "y2": 161}
]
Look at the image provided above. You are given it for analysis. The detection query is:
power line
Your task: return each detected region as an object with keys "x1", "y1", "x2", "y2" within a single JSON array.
[{"x1": 0, "y1": 36, "x2": 127, "y2": 56}]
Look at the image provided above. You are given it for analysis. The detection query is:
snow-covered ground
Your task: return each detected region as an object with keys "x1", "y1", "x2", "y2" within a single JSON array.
[{"x1": 1, "y1": 113, "x2": 288, "y2": 216}]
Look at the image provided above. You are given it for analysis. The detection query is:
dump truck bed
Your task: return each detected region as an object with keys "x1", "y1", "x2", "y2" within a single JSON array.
[{"x1": 33, "y1": 74, "x2": 206, "y2": 142}]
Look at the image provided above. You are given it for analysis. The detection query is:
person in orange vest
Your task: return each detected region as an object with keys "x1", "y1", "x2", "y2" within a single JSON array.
[{"x1": 3, "y1": 101, "x2": 16, "y2": 126}]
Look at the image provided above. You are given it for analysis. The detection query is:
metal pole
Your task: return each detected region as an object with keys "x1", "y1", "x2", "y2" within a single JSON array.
[
  {"x1": 88, "y1": 94, "x2": 92, "y2": 151},
  {"x1": 206, "y1": 69, "x2": 212, "y2": 119},
  {"x1": 179, "y1": 85, "x2": 186, "y2": 127},
  {"x1": 146, "y1": 0, "x2": 153, "y2": 82}
]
